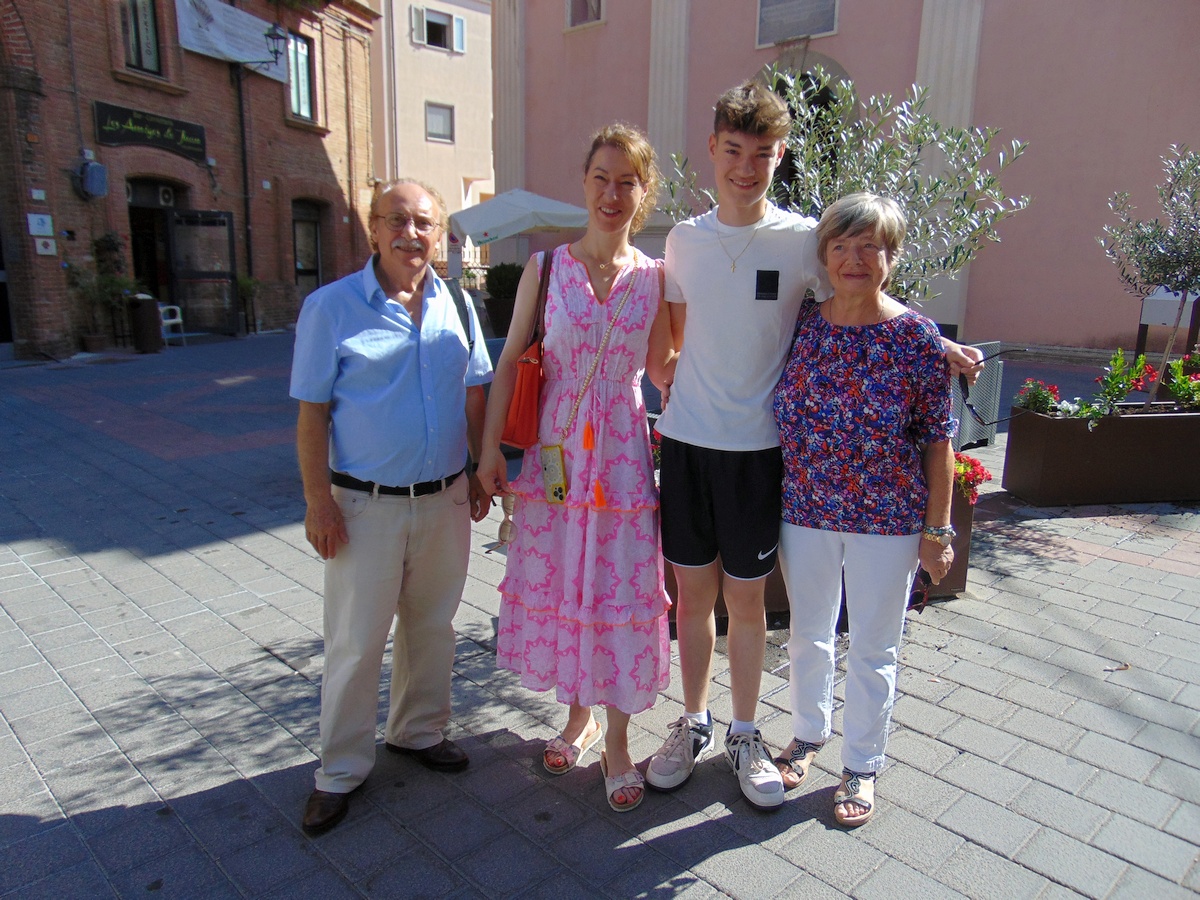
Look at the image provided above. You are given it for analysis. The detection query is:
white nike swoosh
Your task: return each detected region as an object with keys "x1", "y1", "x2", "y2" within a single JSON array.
[{"x1": 757, "y1": 545, "x2": 778, "y2": 560}]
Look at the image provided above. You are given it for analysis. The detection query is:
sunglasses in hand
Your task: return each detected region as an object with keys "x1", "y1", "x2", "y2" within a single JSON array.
[{"x1": 958, "y1": 347, "x2": 1030, "y2": 427}]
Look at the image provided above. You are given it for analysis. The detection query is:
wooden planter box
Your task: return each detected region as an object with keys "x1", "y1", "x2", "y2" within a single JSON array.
[
  {"x1": 927, "y1": 490, "x2": 974, "y2": 598},
  {"x1": 1002, "y1": 404, "x2": 1200, "y2": 506}
]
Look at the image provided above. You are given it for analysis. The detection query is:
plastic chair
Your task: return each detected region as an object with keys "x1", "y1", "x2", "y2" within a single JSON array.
[{"x1": 158, "y1": 303, "x2": 187, "y2": 346}]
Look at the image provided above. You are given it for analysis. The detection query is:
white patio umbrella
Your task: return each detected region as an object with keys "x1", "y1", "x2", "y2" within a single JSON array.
[{"x1": 448, "y1": 189, "x2": 587, "y2": 246}]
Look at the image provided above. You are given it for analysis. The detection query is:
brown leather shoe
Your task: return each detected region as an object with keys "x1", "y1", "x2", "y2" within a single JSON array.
[
  {"x1": 302, "y1": 789, "x2": 349, "y2": 834},
  {"x1": 386, "y1": 737, "x2": 469, "y2": 772}
]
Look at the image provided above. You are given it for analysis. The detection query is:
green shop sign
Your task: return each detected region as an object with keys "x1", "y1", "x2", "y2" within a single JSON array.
[{"x1": 93, "y1": 102, "x2": 207, "y2": 163}]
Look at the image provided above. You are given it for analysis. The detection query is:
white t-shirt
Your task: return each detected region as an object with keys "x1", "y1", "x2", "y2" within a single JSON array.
[{"x1": 656, "y1": 203, "x2": 830, "y2": 451}]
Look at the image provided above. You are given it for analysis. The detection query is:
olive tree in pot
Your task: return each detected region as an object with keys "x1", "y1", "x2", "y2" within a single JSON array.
[
  {"x1": 1099, "y1": 144, "x2": 1200, "y2": 410},
  {"x1": 664, "y1": 65, "x2": 1030, "y2": 609}
]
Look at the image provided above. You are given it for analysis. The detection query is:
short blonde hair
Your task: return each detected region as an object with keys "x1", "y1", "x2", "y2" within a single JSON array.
[
  {"x1": 816, "y1": 192, "x2": 907, "y2": 269},
  {"x1": 583, "y1": 123, "x2": 661, "y2": 235}
]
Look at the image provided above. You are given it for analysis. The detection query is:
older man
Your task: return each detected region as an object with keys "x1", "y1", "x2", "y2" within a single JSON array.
[{"x1": 291, "y1": 179, "x2": 492, "y2": 834}]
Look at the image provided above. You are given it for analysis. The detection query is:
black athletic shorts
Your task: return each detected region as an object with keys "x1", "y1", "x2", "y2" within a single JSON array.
[{"x1": 658, "y1": 436, "x2": 783, "y2": 580}]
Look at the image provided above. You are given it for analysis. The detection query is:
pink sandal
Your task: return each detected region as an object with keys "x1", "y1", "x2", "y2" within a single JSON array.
[
  {"x1": 543, "y1": 719, "x2": 602, "y2": 774},
  {"x1": 599, "y1": 751, "x2": 645, "y2": 812}
]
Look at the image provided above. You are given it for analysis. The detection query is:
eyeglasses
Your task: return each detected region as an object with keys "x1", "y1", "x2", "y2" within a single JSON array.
[
  {"x1": 373, "y1": 213, "x2": 441, "y2": 235},
  {"x1": 909, "y1": 568, "x2": 933, "y2": 613},
  {"x1": 497, "y1": 493, "x2": 516, "y2": 546},
  {"x1": 958, "y1": 347, "x2": 1031, "y2": 428}
]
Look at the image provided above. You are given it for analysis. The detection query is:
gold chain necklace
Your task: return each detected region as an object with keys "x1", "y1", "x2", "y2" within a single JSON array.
[{"x1": 715, "y1": 220, "x2": 764, "y2": 273}]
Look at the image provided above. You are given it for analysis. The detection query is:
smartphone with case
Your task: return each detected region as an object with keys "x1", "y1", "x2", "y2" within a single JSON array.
[{"x1": 539, "y1": 444, "x2": 567, "y2": 504}]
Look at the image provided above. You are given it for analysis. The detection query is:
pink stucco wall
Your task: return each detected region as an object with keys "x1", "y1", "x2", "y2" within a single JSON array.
[{"x1": 517, "y1": 0, "x2": 1200, "y2": 350}]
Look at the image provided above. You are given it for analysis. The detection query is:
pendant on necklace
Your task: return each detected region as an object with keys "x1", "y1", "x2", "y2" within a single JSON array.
[{"x1": 730, "y1": 262, "x2": 736, "y2": 273}]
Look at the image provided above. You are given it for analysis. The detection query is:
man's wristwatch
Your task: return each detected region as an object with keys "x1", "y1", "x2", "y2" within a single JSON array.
[{"x1": 922, "y1": 524, "x2": 957, "y2": 546}]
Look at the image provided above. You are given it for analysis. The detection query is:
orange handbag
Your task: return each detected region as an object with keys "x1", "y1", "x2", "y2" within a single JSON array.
[{"x1": 500, "y1": 248, "x2": 554, "y2": 449}]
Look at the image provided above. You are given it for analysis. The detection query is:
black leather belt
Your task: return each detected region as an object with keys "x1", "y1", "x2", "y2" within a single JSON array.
[{"x1": 330, "y1": 468, "x2": 464, "y2": 497}]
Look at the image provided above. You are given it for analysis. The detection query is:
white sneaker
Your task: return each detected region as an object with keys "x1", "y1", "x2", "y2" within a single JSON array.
[
  {"x1": 645, "y1": 715, "x2": 714, "y2": 791},
  {"x1": 724, "y1": 729, "x2": 785, "y2": 809}
]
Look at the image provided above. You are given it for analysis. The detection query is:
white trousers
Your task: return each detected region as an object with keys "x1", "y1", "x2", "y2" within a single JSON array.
[
  {"x1": 778, "y1": 523, "x2": 920, "y2": 774},
  {"x1": 314, "y1": 476, "x2": 471, "y2": 793}
]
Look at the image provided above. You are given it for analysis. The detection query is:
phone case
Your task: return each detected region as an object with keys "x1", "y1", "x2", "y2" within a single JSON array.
[{"x1": 539, "y1": 444, "x2": 567, "y2": 504}]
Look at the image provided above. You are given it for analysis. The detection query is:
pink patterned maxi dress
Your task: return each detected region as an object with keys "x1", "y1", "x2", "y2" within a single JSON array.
[{"x1": 496, "y1": 245, "x2": 671, "y2": 715}]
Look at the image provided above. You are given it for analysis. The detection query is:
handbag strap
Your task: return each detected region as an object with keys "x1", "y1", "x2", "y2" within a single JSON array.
[
  {"x1": 557, "y1": 258, "x2": 639, "y2": 441},
  {"x1": 529, "y1": 247, "x2": 554, "y2": 346}
]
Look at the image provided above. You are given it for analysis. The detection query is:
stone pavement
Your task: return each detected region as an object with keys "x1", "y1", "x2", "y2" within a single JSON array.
[{"x1": 0, "y1": 335, "x2": 1197, "y2": 899}]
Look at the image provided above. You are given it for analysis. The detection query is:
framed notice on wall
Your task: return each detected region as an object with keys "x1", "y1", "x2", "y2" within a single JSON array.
[{"x1": 757, "y1": 0, "x2": 838, "y2": 48}]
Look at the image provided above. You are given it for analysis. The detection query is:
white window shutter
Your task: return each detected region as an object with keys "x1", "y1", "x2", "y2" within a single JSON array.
[
  {"x1": 453, "y1": 15, "x2": 466, "y2": 52},
  {"x1": 411, "y1": 5, "x2": 426, "y2": 44}
]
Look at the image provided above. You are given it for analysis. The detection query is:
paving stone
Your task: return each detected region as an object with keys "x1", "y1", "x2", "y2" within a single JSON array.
[
  {"x1": 853, "y1": 858, "x2": 966, "y2": 900},
  {"x1": 935, "y1": 793, "x2": 1039, "y2": 857},
  {"x1": 1009, "y1": 780, "x2": 1111, "y2": 842},
  {"x1": 1060, "y1": 697, "x2": 1143, "y2": 742},
  {"x1": 938, "y1": 685, "x2": 1018, "y2": 726},
  {"x1": 858, "y1": 804, "x2": 963, "y2": 875},
  {"x1": 889, "y1": 695, "x2": 959, "y2": 736},
  {"x1": 0, "y1": 822, "x2": 90, "y2": 895},
  {"x1": 937, "y1": 753, "x2": 1031, "y2": 805},
  {"x1": 937, "y1": 717, "x2": 1024, "y2": 764},
  {"x1": 1147, "y1": 756, "x2": 1200, "y2": 807},
  {"x1": 875, "y1": 761, "x2": 964, "y2": 820},
  {"x1": 1071, "y1": 731, "x2": 1160, "y2": 782},
  {"x1": 1091, "y1": 812, "x2": 1198, "y2": 882},
  {"x1": 1130, "y1": 721, "x2": 1200, "y2": 768},
  {"x1": 1164, "y1": 800, "x2": 1200, "y2": 844},
  {"x1": 690, "y1": 839, "x2": 803, "y2": 898},
  {"x1": 1105, "y1": 865, "x2": 1198, "y2": 900},
  {"x1": 1078, "y1": 771, "x2": 1180, "y2": 828},
  {"x1": 883, "y1": 730, "x2": 962, "y2": 775},
  {"x1": 777, "y1": 822, "x2": 888, "y2": 892},
  {"x1": 998, "y1": 707, "x2": 1085, "y2": 752},
  {"x1": 997, "y1": 677, "x2": 1075, "y2": 717},
  {"x1": 1013, "y1": 826, "x2": 1127, "y2": 898},
  {"x1": 932, "y1": 842, "x2": 1049, "y2": 900}
]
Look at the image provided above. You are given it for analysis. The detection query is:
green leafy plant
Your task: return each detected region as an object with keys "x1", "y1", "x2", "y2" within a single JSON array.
[
  {"x1": 64, "y1": 232, "x2": 140, "y2": 335},
  {"x1": 1099, "y1": 145, "x2": 1200, "y2": 410},
  {"x1": 1165, "y1": 351, "x2": 1200, "y2": 410},
  {"x1": 665, "y1": 65, "x2": 1030, "y2": 304},
  {"x1": 1014, "y1": 350, "x2": 1161, "y2": 429}
]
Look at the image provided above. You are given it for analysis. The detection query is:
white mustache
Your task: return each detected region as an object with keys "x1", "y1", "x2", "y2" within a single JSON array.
[{"x1": 391, "y1": 238, "x2": 425, "y2": 252}]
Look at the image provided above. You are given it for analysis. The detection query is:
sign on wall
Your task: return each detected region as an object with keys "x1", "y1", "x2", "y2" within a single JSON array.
[
  {"x1": 94, "y1": 102, "x2": 207, "y2": 163},
  {"x1": 757, "y1": 0, "x2": 838, "y2": 47},
  {"x1": 175, "y1": 0, "x2": 288, "y2": 83}
]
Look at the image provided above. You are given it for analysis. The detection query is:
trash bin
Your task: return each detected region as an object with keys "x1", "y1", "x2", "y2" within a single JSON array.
[{"x1": 128, "y1": 293, "x2": 164, "y2": 353}]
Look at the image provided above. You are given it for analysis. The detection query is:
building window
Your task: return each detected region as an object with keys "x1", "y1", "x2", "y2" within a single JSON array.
[
  {"x1": 411, "y1": 6, "x2": 466, "y2": 52},
  {"x1": 288, "y1": 33, "x2": 315, "y2": 120},
  {"x1": 293, "y1": 201, "x2": 323, "y2": 303},
  {"x1": 426, "y1": 103, "x2": 454, "y2": 142},
  {"x1": 121, "y1": 0, "x2": 161, "y2": 73},
  {"x1": 757, "y1": 0, "x2": 838, "y2": 48},
  {"x1": 567, "y1": 0, "x2": 603, "y2": 28}
]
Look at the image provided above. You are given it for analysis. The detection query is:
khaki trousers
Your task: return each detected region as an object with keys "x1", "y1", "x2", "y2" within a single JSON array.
[{"x1": 314, "y1": 476, "x2": 470, "y2": 794}]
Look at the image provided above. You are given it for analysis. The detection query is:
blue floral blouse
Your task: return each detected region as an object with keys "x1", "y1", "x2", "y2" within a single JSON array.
[{"x1": 773, "y1": 299, "x2": 955, "y2": 535}]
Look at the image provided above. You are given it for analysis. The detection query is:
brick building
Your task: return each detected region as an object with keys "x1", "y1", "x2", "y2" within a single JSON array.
[{"x1": 0, "y1": 0, "x2": 380, "y2": 360}]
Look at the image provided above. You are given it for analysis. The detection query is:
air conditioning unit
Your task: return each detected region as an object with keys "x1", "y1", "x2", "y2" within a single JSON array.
[{"x1": 159, "y1": 186, "x2": 175, "y2": 207}]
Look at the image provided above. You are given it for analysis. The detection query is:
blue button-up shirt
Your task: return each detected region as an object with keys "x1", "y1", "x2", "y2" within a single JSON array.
[{"x1": 289, "y1": 256, "x2": 493, "y2": 486}]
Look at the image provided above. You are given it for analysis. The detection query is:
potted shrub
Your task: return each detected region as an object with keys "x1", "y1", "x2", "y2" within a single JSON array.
[
  {"x1": 483, "y1": 262, "x2": 524, "y2": 337},
  {"x1": 1002, "y1": 147, "x2": 1200, "y2": 506},
  {"x1": 65, "y1": 233, "x2": 139, "y2": 351},
  {"x1": 1001, "y1": 351, "x2": 1200, "y2": 505}
]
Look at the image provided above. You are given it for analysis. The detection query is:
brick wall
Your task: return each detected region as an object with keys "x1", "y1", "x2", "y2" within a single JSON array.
[{"x1": 0, "y1": 0, "x2": 378, "y2": 358}]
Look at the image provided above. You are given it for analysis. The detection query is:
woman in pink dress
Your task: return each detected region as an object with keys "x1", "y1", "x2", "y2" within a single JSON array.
[{"x1": 476, "y1": 124, "x2": 674, "y2": 812}]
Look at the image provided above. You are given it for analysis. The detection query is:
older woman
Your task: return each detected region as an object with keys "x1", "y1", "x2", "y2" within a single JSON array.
[
  {"x1": 771, "y1": 192, "x2": 955, "y2": 827},
  {"x1": 476, "y1": 124, "x2": 674, "y2": 812}
]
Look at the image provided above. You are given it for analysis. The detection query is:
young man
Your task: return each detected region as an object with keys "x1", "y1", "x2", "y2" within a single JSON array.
[{"x1": 648, "y1": 81, "x2": 977, "y2": 809}]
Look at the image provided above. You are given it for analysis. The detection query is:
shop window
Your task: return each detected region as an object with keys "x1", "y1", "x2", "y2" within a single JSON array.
[
  {"x1": 426, "y1": 103, "x2": 455, "y2": 143},
  {"x1": 293, "y1": 201, "x2": 323, "y2": 303},
  {"x1": 288, "y1": 33, "x2": 315, "y2": 120},
  {"x1": 121, "y1": 0, "x2": 161, "y2": 74},
  {"x1": 411, "y1": 6, "x2": 466, "y2": 52},
  {"x1": 567, "y1": 0, "x2": 603, "y2": 28}
]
